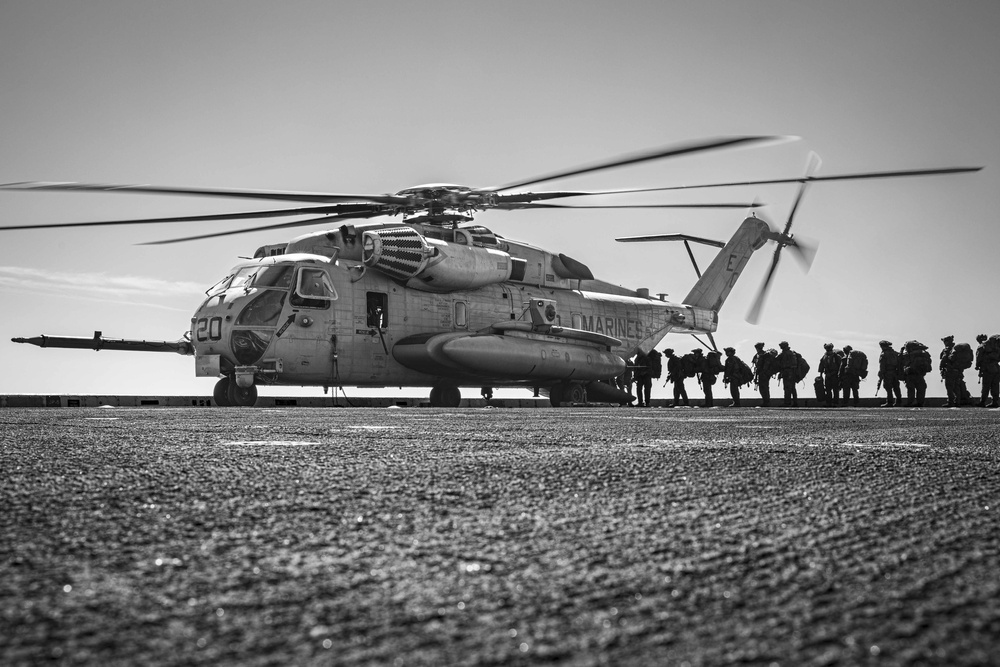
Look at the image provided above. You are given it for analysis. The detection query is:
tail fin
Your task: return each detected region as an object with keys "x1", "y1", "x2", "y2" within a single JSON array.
[{"x1": 682, "y1": 217, "x2": 770, "y2": 311}]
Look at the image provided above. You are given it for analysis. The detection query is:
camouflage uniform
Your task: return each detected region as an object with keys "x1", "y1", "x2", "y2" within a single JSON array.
[
  {"x1": 975, "y1": 334, "x2": 1000, "y2": 408},
  {"x1": 902, "y1": 341, "x2": 931, "y2": 407},
  {"x1": 664, "y1": 349, "x2": 689, "y2": 407},
  {"x1": 877, "y1": 340, "x2": 901, "y2": 407},
  {"x1": 939, "y1": 335, "x2": 963, "y2": 407},
  {"x1": 818, "y1": 343, "x2": 842, "y2": 407},
  {"x1": 722, "y1": 347, "x2": 743, "y2": 407},
  {"x1": 702, "y1": 350, "x2": 724, "y2": 408},
  {"x1": 633, "y1": 351, "x2": 653, "y2": 408},
  {"x1": 776, "y1": 341, "x2": 799, "y2": 407},
  {"x1": 751, "y1": 342, "x2": 774, "y2": 407},
  {"x1": 840, "y1": 345, "x2": 863, "y2": 407}
]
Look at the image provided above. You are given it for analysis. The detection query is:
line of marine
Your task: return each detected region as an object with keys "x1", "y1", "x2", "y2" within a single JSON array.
[{"x1": 613, "y1": 334, "x2": 1000, "y2": 409}]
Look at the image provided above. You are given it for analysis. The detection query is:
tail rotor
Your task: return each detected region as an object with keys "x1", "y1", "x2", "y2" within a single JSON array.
[{"x1": 746, "y1": 152, "x2": 822, "y2": 324}]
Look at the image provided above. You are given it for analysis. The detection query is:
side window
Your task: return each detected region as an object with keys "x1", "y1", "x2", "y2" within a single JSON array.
[
  {"x1": 367, "y1": 291, "x2": 388, "y2": 328},
  {"x1": 572, "y1": 313, "x2": 583, "y2": 329},
  {"x1": 291, "y1": 267, "x2": 335, "y2": 309},
  {"x1": 455, "y1": 301, "x2": 468, "y2": 328}
]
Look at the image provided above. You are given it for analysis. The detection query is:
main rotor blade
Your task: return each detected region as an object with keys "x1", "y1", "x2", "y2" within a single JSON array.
[
  {"x1": 585, "y1": 166, "x2": 982, "y2": 195},
  {"x1": 493, "y1": 202, "x2": 759, "y2": 211},
  {"x1": 140, "y1": 211, "x2": 387, "y2": 245},
  {"x1": 746, "y1": 246, "x2": 783, "y2": 325},
  {"x1": 0, "y1": 203, "x2": 385, "y2": 232},
  {"x1": 0, "y1": 181, "x2": 411, "y2": 206},
  {"x1": 490, "y1": 136, "x2": 791, "y2": 192}
]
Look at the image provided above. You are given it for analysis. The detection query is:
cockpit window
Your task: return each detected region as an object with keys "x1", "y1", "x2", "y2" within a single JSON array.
[
  {"x1": 206, "y1": 273, "x2": 234, "y2": 296},
  {"x1": 291, "y1": 267, "x2": 337, "y2": 308},
  {"x1": 251, "y1": 265, "x2": 293, "y2": 289},
  {"x1": 228, "y1": 267, "x2": 258, "y2": 291}
]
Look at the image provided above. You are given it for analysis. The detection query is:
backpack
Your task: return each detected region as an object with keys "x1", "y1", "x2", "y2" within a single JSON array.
[
  {"x1": 915, "y1": 350, "x2": 932, "y2": 375},
  {"x1": 847, "y1": 350, "x2": 869, "y2": 378},
  {"x1": 647, "y1": 349, "x2": 662, "y2": 379},
  {"x1": 987, "y1": 335, "x2": 1000, "y2": 354},
  {"x1": 950, "y1": 343, "x2": 973, "y2": 370},
  {"x1": 756, "y1": 350, "x2": 777, "y2": 377},
  {"x1": 794, "y1": 352, "x2": 810, "y2": 383},
  {"x1": 680, "y1": 353, "x2": 701, "y2": 378},
  {"x1": 731, "y1": 357, "x2": 754, "y2": 386}
]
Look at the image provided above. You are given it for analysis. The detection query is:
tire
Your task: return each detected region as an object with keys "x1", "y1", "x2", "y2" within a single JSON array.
[
  {"x1": 430, "y1": 384, "x2": 461, "y2": 407},
  {"x1": 213, "y1": 377, "x2": 233, "y2": 407},
  {"x1": 228, "y1": 382, "x2": 258, "y2": 407},
  {"x1": 548, "y1": 384, "x2": 563, "y2": 407},
  {"x1": 566, "y1": 382, "x2": 587, "y2": 405}
]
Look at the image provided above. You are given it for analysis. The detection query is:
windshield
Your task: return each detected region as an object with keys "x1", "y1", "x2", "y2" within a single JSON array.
[{"x1": 251, "y1": 265, "x2": 293, "y2": 289}]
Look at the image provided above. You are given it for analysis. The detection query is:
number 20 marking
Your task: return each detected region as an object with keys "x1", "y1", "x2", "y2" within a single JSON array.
[{"x1": 196, "y1": 316, "x2": 223, "y2": 342}]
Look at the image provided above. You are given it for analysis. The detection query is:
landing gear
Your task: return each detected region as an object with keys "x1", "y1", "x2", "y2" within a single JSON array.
[
  {"x1": 228, "y1": 382, "x2": 258, "y2": 407},
  {"x1": 548, "y1": 381, "x2": 587, "y2": 407},
  {"x1": 213, "y1": 375, "x2": 258, "y2": 407},
  {"x1": 213, "y1": 377, "x2": 232, "y2": 407},
  {"x1": 429, "y1": 382, "x2": 461, "y2": 407}
]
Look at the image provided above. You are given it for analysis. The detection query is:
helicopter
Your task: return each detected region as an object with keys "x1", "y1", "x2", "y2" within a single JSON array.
[{"x1": 1, "y1": 137, "x2": 982, "y2": 407}]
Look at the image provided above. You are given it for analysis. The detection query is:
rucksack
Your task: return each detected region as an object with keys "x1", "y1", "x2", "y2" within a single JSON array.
[
  {"x1": 794, "y1": 352, "x2": 810, "y2": 383},
  {"x1": 986, "y1": 335, "x2": 1000, "y2": 354},
  {"x1": 680, "y1": 353, "x2": 700, "y2": 378},
  {"x1": 950, "y1": 343, "x2": 974, "y2": 370},
  {"x1": 648, "y1": 349, "x2": 663, "y2": 379},
  {"x1": 915, "y1": 350, "x2": 932, "y2": 375},
  {"x1": 732, "y1": 357, "x2": 754, "y2": 386},
  {"x1": 756, "y1": 350, "x2": 777, "y2": 377},
  {"x1": 847, "y1": 350, "x2": 869, "y2": 378}
]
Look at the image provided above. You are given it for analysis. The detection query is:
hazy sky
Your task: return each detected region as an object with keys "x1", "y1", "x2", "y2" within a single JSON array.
[{"x1": 1, "y1": 0, "x2": 997, "y2": 399}]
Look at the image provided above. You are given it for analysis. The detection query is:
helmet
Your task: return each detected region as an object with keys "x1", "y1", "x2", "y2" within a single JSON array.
[
  {"x1": 754, "y1": 342, "x2": 765, "y2": 349},
  {"x1": 779, "y1": 341, "x2": 789, "y2": 348},
  {"x1": 823, "y1": 342, "x2": 834, "y2": 350},
  {"x1": 692, "y1": 348, "x2": 703, "y2": 355},
  {"x1": 977, "y1": 334, "x2": 988, "y2": 343},
  {"x1": 843, "y1": 345, "x2": 853, "y2": 353},
  {"x1": 942, "y1": 335, "x2": 954, "y2": 343},
  {"x1": 724, "y1": 346, "x2": 736, "y2": 354},
  {"x1": 663, "y1": 348, "x2": 674, "y2": 355}
]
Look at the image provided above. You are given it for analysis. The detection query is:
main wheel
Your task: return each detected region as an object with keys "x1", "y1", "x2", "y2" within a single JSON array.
[
  {"x1": 566, "y1": 382, "x2": 587, "y2": 405},
  {"x1": 213, "y1": 377, "x2": 233, "y2": 407},
  {"x1": 547, "y1": 384, "x2": 563, "y2": 407},
  {"x1": 429, "y1": 383, "x2": 461, "y2": 407},
  {"x1": 228, "y1": 382, "x2": 258, "y2": 407}
]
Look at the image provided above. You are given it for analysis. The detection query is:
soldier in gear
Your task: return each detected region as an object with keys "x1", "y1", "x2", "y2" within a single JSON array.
[
  {"x1": 776, "y1": 341, "x2": 800, "y2": 407},
  {"x1": 902, "y1": 340, "x2": 932, "y2": 407},
  {"x1": 939, "y1": 335, "x2": 965, "y2": 407},
  {"x1": 818, "y1": 342, "x2": 842, "y2": 407},
  {"x1": 722, "y1": 347, "x2": 744, "y2": 407},
  {"x1": 702, "y1": 350, "x2": 724, "y2": 408},
  {"x1": 841, "y1": 344, "x2": 863, "y2": 407},
  {"x1": 633, "y1": 350, "x2": 653, "y2": 408},
  {"x1": 752, "y1": 342, "x2": 775, "y2": 407},
  {"x1": 877, "y1": 340, "x2": 902, "y2": 407},
  {"x1": 664, "y1": 348, "x2": 689, "y2": 407},
  {"x1": 975, "y1": 334, "x2": 1000, "y2": 408}
]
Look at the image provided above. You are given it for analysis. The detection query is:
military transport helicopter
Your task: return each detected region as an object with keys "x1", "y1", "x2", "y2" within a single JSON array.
[{"x1": 2, "y1": 137, "x2": 981, "y2": 407}]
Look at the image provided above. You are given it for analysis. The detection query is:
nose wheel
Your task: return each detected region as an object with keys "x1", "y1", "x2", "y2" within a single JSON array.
[{"x1": 213, "y1": 376, "x2": 259, "y2": 407}]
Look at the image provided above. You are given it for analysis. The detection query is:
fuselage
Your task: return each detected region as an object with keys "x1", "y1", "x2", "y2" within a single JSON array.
[{"x1": 189, "y1": 221, "x2": 718, "y2": 390}]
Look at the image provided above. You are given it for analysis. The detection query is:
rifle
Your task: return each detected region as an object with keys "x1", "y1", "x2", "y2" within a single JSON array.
[{"x1": 876, "y1": 377, "x2": 882, "y2": 397}]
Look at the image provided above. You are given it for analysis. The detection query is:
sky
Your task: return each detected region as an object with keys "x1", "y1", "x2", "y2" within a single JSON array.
[{"x1": 1, "y1": 0, "x2": 998, "y2": 401}]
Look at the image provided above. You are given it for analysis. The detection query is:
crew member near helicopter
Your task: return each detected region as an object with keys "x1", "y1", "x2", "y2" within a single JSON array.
[
  {"x1": 633, "y1": 350, "x2": 653, "y2": 408},
  {"x1": 664, "y1": 348, "x2": 689, "y2": 407}
]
